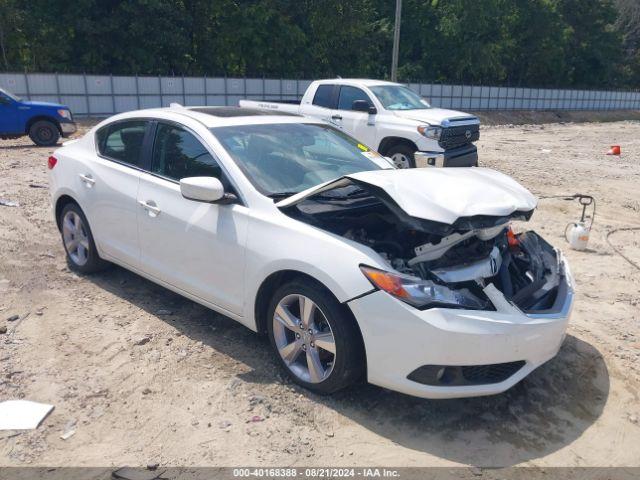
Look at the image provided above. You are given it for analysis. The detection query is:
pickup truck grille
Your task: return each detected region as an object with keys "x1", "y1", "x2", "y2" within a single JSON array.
[{"x1": 439, "y1": 124, "x2": 480, "y2": 150}]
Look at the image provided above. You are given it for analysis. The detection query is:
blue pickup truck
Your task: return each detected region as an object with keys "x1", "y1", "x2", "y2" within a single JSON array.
[{"x1": 0, "y1": 87, "x2": 77, "y2": 146}]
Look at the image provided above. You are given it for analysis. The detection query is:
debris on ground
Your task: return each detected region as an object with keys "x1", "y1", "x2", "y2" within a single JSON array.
[
  {"x1": 0, "y1": 199, "x2": 19, "y2": 207},
  {"x1": 0, "y1": 400, "x2": 54, "y2": 430},
  {"x1": 0, "y1": 325, "x2": 7, "y2": 334},
  {"x1": 60, "y1": 418, "x2": 77, "y2": 440},
  {"x1": 6, "y1": 314, "x2": 19, "y2": 322},
  {"x1": 133, "y1": 335, "x2": 152, "y2": 346}
]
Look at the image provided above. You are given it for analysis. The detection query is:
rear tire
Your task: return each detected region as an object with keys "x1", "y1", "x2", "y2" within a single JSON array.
[
  {"x1": 29, "y1": 120, "x2": 60, "y2": 147},
  {"x1": 267, "y1": 280, "x2": 365, "y2": 394},
  {"x1": 59, "y1": 203, "x2": 109, "y2": 274},
  {"x1": 387, "y1": 143, "x2": 416, "y2": 169}
]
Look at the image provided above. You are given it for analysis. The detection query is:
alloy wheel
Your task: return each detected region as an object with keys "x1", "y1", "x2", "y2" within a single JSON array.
[
  {"x1": 272, "y1": 294, "x2": 336, "y2": 383},
  {"x1": 62, "y1": 210, "x2": 90, "y2": 266}
]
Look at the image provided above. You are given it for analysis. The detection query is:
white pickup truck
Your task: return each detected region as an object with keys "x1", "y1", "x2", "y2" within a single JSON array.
[{"x1": 239, "y1": 78, "x2": 480, "y2": 168}]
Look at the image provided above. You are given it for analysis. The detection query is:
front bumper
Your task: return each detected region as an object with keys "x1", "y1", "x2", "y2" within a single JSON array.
[
  {"x1": 60, "y1": 121, "x2": 77, "y2": 136},
  {"x1": 347, "y1": 256, "x2": 573, "y2": 399},
  {"x1": 414, "y1": 144, "x2": 478, "y2": 168}
]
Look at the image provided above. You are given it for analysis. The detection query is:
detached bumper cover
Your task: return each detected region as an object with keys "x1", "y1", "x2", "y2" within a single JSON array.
[
  {"x1": 414, "y1": 144, "x2": 478, "y2": 168},
  {"x1": 347, "y1": 256, "x2": 573, "y2": 399}
]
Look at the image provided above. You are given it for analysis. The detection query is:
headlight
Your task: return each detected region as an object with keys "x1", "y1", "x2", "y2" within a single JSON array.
[
  {"x1": 360, "y1": 266, "x2": 486, "y2": 309},
  {"x1": 417, "y1": 125, "x2": 442, "y2": 140},
  {"x1": 57, "y1": 109, "x2": 72, "y2": 120}
]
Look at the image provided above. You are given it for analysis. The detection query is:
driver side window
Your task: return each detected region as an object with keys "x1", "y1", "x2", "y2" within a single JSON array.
[
  {"x1": 151, "y1": 123, "x2": 222, "y2": 182},
  {"x1": 337, "y1": 86, "x2": 372, "y2": 111}
]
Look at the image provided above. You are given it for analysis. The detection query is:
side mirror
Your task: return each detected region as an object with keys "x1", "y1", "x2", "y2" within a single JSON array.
[
  {"x1": 352, "y1": 100, "x2": 374, "y2": 113},
  {"x1": 180, "y1": 176, "x2": 225, "y2": 203}
]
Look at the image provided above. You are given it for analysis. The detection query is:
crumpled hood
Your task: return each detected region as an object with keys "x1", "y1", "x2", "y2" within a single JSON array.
[
  {"x1": 277, "y1": 168, "x2": 537, "y2": 226},
  {"x1": 392, "y1": 108, "x2": 478, "y2": 126}
]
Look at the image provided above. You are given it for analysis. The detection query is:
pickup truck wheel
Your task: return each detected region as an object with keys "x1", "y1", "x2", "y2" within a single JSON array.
[
  {"x1": 29, "y1": 120, "x2": 60, "y2": 147},
  {"x1": 267, "y1": 281, "x2": 365, "y2": 394},
  {"x1": 387, "y1": 144, "x2": 416, "y2": 169}
]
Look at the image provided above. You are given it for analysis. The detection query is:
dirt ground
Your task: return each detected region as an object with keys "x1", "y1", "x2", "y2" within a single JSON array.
[{"x1": 1, "y1": 117, "x2": 639, "y2": 468}]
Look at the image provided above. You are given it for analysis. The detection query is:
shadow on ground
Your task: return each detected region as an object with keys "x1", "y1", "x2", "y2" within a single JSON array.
[{"x1": 88, "y1": 265, "x2": 609, "y2": 467}]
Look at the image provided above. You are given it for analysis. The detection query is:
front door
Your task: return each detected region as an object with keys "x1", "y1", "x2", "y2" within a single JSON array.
[
  {"x1": 332, "y1": 85, "x2": 377, "y2": 148},
  {"x1": 0, "y1": 93, "x2": 18, "y2": 133},
  {"x1": 137, "y1": 122, "x2": 248, "y2": 315}
]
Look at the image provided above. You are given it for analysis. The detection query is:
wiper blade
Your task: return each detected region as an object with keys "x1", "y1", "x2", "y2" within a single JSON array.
[{"x1": 268, "y1": 191, "x2": 298, "y2": 199}]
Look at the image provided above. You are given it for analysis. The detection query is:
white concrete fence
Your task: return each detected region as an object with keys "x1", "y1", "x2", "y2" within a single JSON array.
[{"x1": 2, "y1": 72, "x2": 639, "y2": 116}]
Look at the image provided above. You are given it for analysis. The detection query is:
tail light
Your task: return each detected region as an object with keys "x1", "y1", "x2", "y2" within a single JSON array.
[{"x1": 47, "y1": 156, "x2": 58, "y2": 170}]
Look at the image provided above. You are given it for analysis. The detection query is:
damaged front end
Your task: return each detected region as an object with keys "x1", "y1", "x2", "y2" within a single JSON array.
[{"x1": 278, "y1": 169, "x2": 567, "y2": 314}]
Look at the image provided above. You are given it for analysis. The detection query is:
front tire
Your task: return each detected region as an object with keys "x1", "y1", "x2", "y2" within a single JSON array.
[
  {"x1": 29, "y1": 120, "x2": 60, "y2": 147},
  {"x1": 59, "y1": 203, "x2": 109, "y2": 274},
  {"x1": 387, "y1": 143, "x2": 416, "y2": 169},
  {"x1": 267, "y1": 280, "x2": 365, "y2": 394}
]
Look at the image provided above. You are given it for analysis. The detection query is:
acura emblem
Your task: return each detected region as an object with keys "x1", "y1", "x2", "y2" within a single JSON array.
[{"x1": 465, "y1": 129, "x2": 472, "y2": 139}]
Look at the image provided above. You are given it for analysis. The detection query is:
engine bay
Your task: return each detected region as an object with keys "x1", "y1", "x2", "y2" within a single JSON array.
[{"x1": 281, "y1": 184, "x2": 562, "y2": 312}]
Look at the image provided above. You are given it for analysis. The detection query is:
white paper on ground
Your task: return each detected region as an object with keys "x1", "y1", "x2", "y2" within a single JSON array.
[{"x1": 0, "y1": 400, "x2": 54, "y2": 430}]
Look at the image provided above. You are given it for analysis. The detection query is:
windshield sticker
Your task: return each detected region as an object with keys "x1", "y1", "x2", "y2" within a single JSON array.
[{"x1": 357, "y1": 143, "x2": 369, "y2": 152}]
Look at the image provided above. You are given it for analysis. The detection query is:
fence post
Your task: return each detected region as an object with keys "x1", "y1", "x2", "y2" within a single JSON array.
[
  {"x1": 223, "y1": 74, "x2": 228, "y2": 106},
  {"x1": 83, "y1": 73, "x2": 90, "y2": 117},
  {"x1": 135, "y1": 74, "x2": 140, "y2": 110},
  {"x1": 23, "y1": 70, "x2": 31, "y2": 101},
  {"x1": 204, "y1": 74, "x2": 208, "y2": 106},
  {"x1": 110, "y1": 74, "x2": 116, "y2": 114},
  {"x1": 55, "y1": 72, "x2": 61, "y2": 104},
  {"x1": 159, "y1": 75, "x2": 163, "y2": 107},
  {"x1": 182, "y1": 75, "x2": 186, "y2": 106}
]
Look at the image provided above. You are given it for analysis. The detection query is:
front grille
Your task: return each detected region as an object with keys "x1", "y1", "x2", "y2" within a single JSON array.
[
  {"x1": 439, "y1": 124, "x2": 480, "y2": 150},
  {"x1": 407, "y1": 360, "x2": 526, "y2": 386}
]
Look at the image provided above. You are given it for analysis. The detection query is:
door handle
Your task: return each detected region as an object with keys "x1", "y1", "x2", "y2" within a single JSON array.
[
  {"x1": 331, "y1": 114, "x2": 342, "y2": 120},
  {"x1": 79, "y1": 174, "x2": 95, "y2": 187},
  {"x1": 138, "y1": 200, "x2": 161, "y2": 215}
]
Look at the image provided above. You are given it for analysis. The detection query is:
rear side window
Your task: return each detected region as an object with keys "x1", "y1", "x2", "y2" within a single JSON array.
[
  {"x1": 96, "y1": 120, "x2": 147, "y2": 168},
  {"x1": 151, "y1": 123, "x2": 222, "y2": 181},
  {"x1": 312, "y1": 84, "x2": 335, "y2": 108},
  {"x1": 337, "y1": 86, "x2": 372, "y2": 111}
]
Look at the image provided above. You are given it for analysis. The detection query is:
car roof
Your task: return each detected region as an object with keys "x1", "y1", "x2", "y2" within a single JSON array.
[
  {"x1": 106, "y1": 106, "x2": 316, "y2": 128},
  {"x1": 315, "y1": 78, "x2": 400, "y2": 88}
]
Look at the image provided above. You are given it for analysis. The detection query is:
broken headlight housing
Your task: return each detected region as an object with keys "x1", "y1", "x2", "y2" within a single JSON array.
[
  {"x1": 417, "y1": 125, "x2": 442, "y2": 140},
  {"x1": 360, "y1": 266, "x2": 486, "y2": 310}
]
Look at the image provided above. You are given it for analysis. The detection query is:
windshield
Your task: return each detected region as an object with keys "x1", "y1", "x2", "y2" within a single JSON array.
[
  {"x1": 211, "y1": 123, "x2": 392, "y2": 197},
  {"x1": 369, "y1": 85, "x2": 430, "y2": 111},
  {"x1": 0, "y1": 87, "x2": 20, "y2": 102}
]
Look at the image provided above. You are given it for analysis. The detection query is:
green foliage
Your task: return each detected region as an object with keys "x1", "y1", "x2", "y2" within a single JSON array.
[{"x1": 1, "y1": 0, "x2": 638, "y2": 88}]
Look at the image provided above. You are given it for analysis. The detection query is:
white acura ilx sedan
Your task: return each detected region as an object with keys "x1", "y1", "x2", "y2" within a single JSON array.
[{"x1": 48, "y1": 106, "x2": 573, "y2": 399}]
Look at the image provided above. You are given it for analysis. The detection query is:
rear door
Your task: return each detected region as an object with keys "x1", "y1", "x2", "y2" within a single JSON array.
[
  {"x1": 332, "y1": 85, "x2": 377, "y2": 148},
  {"x1": 300, "y1": 84, "x2": 337, "y2": 125},
  {"x1": 136, "y1": 121, "x2": 249, "y2": 315},
  {"x1": 0, "y1": 92, "x2": 18, "y2": 134},
  {"x1": 85, "y1": 119, "x2": 151, "y2": 267}
]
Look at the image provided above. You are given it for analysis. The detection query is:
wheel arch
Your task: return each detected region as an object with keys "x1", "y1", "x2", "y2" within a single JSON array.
[
  {"x1": 54, "y1": 194, "x2": 81, "y2": 230},
  {"x1": 253, "y1": 270, "x2": 366, "y2": 353},
  {"x1": 377, "y1": 136, "x2": 418, "y2": 156},
  {"x1": 26, "y1": 115, "x2": 62, "y2": 135}
]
